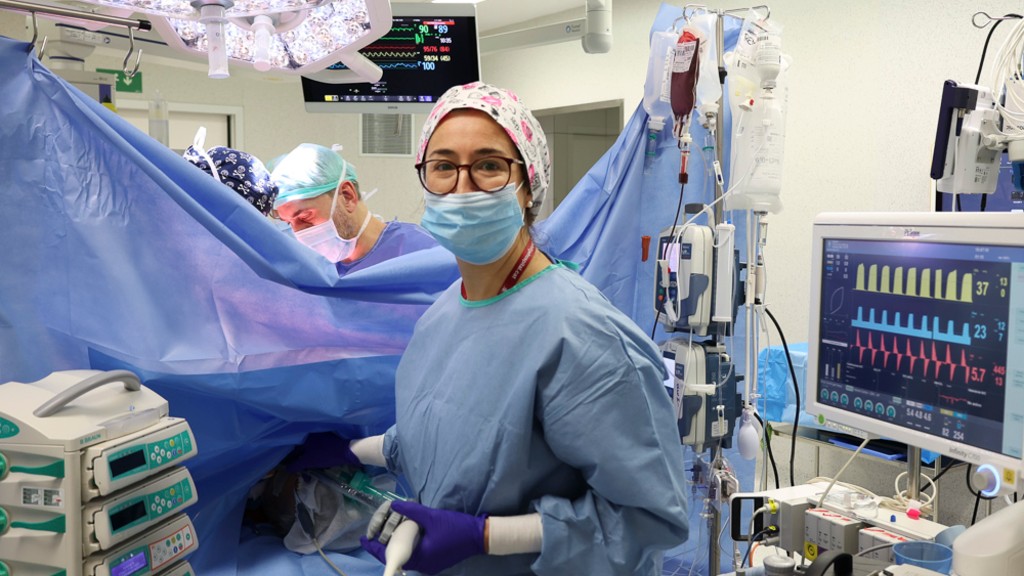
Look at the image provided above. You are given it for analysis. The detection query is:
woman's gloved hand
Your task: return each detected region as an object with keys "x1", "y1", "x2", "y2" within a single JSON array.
[
  {"x1": 360, "y1": 500, "x2": 487, "y2": 575},
  {"x1": 283, "y1": 431, "x2": 360, "y2": 472}
]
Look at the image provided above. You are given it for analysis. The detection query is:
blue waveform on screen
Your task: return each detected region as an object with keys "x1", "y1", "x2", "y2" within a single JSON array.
[
  {"x1": 851, "y1": 306, "x2": 971, "y2": 346},
  {"x1": 378, "y1": 62, "x2": 421, "y2": 70}
]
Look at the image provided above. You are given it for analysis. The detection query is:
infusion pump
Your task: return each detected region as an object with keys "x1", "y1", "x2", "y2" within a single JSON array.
[{"x1": 0, "y1": 370, "x2": 199, "y2": 576}]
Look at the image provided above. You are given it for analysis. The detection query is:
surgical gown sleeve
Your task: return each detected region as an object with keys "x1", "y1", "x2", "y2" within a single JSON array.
[
  {"x1": 530, "y1": 306, "x2": 689, "y2": 575},
  {"x1": 382, "y1": 424, "x2": 404, "y2": 475}
]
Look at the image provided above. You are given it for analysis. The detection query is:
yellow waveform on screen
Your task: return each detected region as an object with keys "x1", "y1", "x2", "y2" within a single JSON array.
[{"x1": 854, "y1": 264, "x2": 972, "y2": 302}]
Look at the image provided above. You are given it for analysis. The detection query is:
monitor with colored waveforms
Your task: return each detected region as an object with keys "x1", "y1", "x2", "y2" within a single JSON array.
[
  {"x1": 806, "y1": 212, "x2": 1024, "y2": 492},
  {"x1": 301, "y1": 2, "x2": 480, "y2": 114}
]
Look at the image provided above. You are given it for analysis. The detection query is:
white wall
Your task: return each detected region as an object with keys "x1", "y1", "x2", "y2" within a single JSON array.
[
  {"x1": 483, "y1": 0, "x2": 1024, "y2": 345},
  {"x1": 103, "y1": 54, "x2": 431, "y2": 222}
]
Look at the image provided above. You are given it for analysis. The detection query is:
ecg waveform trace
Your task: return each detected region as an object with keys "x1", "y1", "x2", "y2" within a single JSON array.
[
  {"x1": 851, "y1": 330, "x2": 973, "y2": 383},
  {"x1": 362, "y1": 51, "x2": 420, "y2": 59},
  {"x1": 855, "y1": 263, "x2": 973, "y2": 303},
  {"x1": 851, "y1": 306, "x2": 971, "y2": 345}
]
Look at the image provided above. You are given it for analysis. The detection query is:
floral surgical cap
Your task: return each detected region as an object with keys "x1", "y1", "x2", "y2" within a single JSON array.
[
  {"x1": 417, "y1": 82, "x2": 550, "y2": 215},
  {"x1": 183, "y1": 146, "x2": 279, "y2": 216}
]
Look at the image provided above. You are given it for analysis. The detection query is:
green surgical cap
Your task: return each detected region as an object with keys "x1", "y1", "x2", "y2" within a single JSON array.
[
  {"x1": 271, "y1": 143, "x2": 358, "y2": 208},
  {"x1": 264, "y1": 153, "x2": 287, "y2": 174}
]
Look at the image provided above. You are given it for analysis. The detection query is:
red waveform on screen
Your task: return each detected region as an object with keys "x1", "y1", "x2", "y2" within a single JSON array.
[{"x1": 852, "y1": 330, "x2": 970, "y2": 383}]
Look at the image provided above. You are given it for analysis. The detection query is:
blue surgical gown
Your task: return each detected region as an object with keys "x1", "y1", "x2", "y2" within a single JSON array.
[
  {"x1": 337, "y1": 221, "x2": 437, "y2": 274},
  {"x1": 384, "y1": 262, "x2": 689, "y2": 575}
]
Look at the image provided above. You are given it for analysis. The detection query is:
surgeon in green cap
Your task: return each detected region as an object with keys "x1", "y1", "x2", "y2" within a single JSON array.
[{"x1": 270, "y1": 143, "x2": 436, "y2": 273}]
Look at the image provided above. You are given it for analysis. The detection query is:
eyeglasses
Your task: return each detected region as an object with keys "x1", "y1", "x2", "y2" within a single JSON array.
[{"x1": 416, "y1": 156, "x2": 525, "y2": 195}]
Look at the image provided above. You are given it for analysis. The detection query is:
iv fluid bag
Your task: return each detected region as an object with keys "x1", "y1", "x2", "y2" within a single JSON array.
[
  {"x1": 724, "y1": 16, "x2": 789, "y2": 214},
  {"x1": 644, "y1": 30, "x2": 677, "y2": 131},
  {"x1": 690, "y1": 14, "x2": 721, "y2": 116}
]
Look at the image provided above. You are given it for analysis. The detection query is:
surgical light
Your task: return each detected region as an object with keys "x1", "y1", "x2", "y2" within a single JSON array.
[{"x1": 70, "y1": 0, "x2": 390, "y2": 78}]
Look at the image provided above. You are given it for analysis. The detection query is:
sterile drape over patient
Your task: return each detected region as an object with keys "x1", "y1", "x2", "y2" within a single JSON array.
[{"x1": 0, "y1": 33, "x2": 458, "y2": 575}]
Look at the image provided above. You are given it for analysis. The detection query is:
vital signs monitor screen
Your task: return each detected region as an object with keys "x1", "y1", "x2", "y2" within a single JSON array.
[{"x1": 815, "y1": 238, "x2": 1024, "y2": 459}]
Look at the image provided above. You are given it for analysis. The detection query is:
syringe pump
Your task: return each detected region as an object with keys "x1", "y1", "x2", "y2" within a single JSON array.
[{"x1": 0, "y1": 370, "x2": 199, "y2": 576}]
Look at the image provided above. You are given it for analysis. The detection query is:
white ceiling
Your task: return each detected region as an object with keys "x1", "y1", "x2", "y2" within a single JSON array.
[
  {"x1": 421, "y1": 0, "x2": 586, "y2": 34},
  {"x1": 42, "y1": 0, "x2": 587, "y2": 35},
  {"x1": 24, "y1": 0, "x2": 592, "y2": 77}
]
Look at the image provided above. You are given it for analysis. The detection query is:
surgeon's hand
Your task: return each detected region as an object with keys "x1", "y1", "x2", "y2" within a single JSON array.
[
  {"x1": 283, "y1": 431, "x2": 360, "y2": 472},
  {"x1": 360, "y1": 500, "x2": 487, "y2": 575}
]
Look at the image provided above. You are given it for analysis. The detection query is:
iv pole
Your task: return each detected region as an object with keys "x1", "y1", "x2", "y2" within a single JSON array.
[{"x1": 681, "y1": 5, "x2": 771, "y2": 575}]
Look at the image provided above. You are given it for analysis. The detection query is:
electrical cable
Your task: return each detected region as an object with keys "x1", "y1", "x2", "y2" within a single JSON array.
[
  {"x1": 817, "y1": 437, "x2": 871, "y2": 508},
  {"x1": 891, "y1": 471, "x2": 937, "y2": 512},
  {"x1": 315, "y1": 540, "x2": 350, "y2": 576},
  {"x1": 971, "y1": 490, "x2": 983, "y2": 526},
  {"x1": 753, "y1": 411, "x2": 780, "y2": 489},
  {"x1": 986, "y1": 15, "x2": 1024, "y2": 138},
  {"x1": 855, "y1": 542, "x2": 895, "y2": 557},
  {"x1": 653, "y1": 182, "x2": 689, "y2": 337},
  {"x1": 929, "y1": 460, "x2": 965, "y2": 484},
  {"x1": 764, "y1": 307, "x2": 799, "y2": 487},
  {"x1": 748, "y1": 505, "x2": 769, "y2": 548},
  {"x1": 975, "y1": 14, "x2": 1022, "y2": 84},
  {"x1": 296, "y1": 501, "x2": 349, "y2": 576},
  {"x1": 741, "y1": 526, "x2": 776, "y2": 567}
]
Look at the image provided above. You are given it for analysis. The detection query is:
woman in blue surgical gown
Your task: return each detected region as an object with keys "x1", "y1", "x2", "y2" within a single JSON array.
[{"x1": 349, "y1": 82, "x2": 690, "y2": 575}]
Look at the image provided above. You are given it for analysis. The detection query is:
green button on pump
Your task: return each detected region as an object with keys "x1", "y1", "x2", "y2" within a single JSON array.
[
  {"x1": 0, "y1": 560, "x2": 10, "y2": 576},
  {"x1": 0, "y1": 507, "x2": 9, "y2": 535},
  {"x1": 0, "y1": 417, "x2": 18, "y2": 439},
  {"x1": 0, "y1": 453, "x2": 7, "y2": 480}
]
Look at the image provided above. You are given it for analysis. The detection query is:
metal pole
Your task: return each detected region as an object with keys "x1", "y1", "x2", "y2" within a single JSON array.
[
  {"x1": 708, "y1": 446, "x2": 721, "y2": 575},
  {"x1": 714, "y1": 9, "x2": 726, "y2": 226},
  {"x1": 907, "y1": 446, "x2": 921, "y2": 501},
  {"x1": 0, "y1": 0, "x2": 151, "y2": 30}
]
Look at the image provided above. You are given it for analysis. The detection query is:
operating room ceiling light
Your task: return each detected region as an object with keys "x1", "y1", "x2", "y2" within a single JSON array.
[
  {"x1": 71, "y1": 0, "x2": 391, "y2": 77},
  {"x1": 77, "y1": 0, "x2": 324, "y2": 18}
]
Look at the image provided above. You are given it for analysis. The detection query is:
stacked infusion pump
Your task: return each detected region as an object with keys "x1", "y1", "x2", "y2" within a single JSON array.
[{"x1": 0, "y1": 370, "x2": 199, "y2": 576}]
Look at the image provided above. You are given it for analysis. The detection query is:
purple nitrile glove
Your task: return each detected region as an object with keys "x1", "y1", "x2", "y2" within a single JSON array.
[
  {"x1": 360, "y1": 500, "x2": 487, "y2": 575},
  {"x1": 283, "y1": 432, "x2": 360, "y2": 473}
]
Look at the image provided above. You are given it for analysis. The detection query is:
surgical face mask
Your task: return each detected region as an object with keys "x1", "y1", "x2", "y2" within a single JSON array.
[
  {"x1": 421, "y1": 183, "x2": 524, "y2": 265},
  {"x1": 294, "y1": 186, "x2": 372, "y2": 263}
]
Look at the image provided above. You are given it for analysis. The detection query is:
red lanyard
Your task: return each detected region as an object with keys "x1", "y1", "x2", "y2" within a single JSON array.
[{"x1": 461, "y1": 239, "x2": 536, "y2": 299}]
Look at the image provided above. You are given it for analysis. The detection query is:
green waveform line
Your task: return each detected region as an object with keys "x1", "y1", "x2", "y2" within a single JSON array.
[
  {"x1": 362, "y1": 51, "x2": 420, "y2": 58},
  {"x1": 381, "y1": 35, "x2": 416, "y2": 41}
]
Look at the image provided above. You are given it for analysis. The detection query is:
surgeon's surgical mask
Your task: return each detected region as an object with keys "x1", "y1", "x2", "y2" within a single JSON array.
[
  {"x1": 421, "y1": 182, "x2": 524, "y2": 265},
  {"x1": 294, "y1": 182, "x2": 372, "y2": 263}
]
